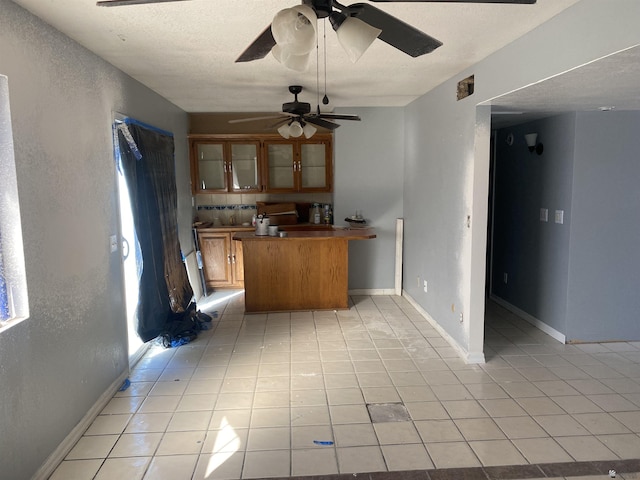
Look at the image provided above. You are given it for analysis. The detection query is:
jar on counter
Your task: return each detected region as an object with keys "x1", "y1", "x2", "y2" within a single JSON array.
[{"x1": 310, "y1": 203, "x2": 322, "y2": 224}]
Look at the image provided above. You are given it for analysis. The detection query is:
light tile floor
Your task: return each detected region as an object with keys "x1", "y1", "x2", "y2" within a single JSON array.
[{"x1": 50, "y1": 294, "x2": 640, "y2": 480}]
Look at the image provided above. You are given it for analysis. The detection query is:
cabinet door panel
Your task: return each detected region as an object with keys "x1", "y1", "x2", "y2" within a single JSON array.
[
  {"x1": 232, "y1": 236, "x2": 244, "y2": 284},
  {"x1": 266, "y1": 143, "x2": 295, "y2": 190},
  {"x1": 197, "y1": 144, "x2": 226, "y2": 191},
  {"x1": 198, "y1": 233, "x2": 231, "y2": 286},
  {"x1": 230, "y1": 143, "x2": 260, "y2": 191},
  {"x1": 300, "y1": 142, "x2": 330, "y2": 190}
]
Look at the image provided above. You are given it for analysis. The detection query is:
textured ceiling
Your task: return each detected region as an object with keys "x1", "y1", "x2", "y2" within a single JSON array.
[
  {"x1": 11, "y1": 0, "x2": 581, "y2": 114},
  {"x1": 489, "y1": 45, "x2": 640, "y2": 128}
]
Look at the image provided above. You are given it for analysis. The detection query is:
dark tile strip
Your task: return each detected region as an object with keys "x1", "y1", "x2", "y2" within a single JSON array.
[
  {"x1": 483, "y1": 464, "x2": 545, "y2": 479},
  {"x1": 538, "y1": 461, "x2": 602, "y2": 477},
  {"x1": 592, "y1": 459, "x2": 640, "y2": 476},
  {"x1": 428, "y1": 467, "x2": 489, "y2": 480},
  {"x1": 370, "y1": 471, "x2": 430, "y2": 480}
]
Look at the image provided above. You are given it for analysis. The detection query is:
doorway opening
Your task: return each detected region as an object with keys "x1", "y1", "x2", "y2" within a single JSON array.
[{"x1": 113, "y1": 115, "x2": 145, "y2": 366}]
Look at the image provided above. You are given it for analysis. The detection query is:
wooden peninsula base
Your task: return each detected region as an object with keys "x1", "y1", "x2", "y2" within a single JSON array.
[{"x1": 233, "y1": 229, "x2": 375, "y2": 313}]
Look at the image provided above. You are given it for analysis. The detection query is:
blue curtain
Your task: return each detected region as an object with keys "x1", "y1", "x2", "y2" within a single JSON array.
[{"x1": 116, "y1": 121, "x2": 193, "y2": 342}]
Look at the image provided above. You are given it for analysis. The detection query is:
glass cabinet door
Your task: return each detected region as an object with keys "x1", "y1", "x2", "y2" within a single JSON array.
[
  {"x1": 300, "y1": 142, "x2": 329, "y2": 190},
  {"x1": 196, "y1": 143, "x2": 226, "y2": 191},
  {"x1": 230, "y1": 142, "x2": 259, "y2": 191},
  {"x1": 266, "y1": 142, "x2": 295, "y2": 190}
]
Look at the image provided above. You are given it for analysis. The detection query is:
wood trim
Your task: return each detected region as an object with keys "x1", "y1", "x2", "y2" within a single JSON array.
[{"x1": 188, "y1": 133, "x2": 333, "y2": 142}]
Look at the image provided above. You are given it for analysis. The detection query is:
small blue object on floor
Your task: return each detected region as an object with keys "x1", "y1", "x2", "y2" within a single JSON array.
[{"x1": 118, "y1": 378, "x2": 131, "y2": 391}]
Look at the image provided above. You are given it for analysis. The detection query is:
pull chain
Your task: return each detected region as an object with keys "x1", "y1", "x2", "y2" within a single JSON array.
[{"x1": 323, "y1": 20, "x2": 329, "y2": 105}]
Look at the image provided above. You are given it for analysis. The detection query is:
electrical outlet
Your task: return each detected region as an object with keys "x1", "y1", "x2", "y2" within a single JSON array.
[
  {"x1": 459, "y1": 313, "x2": 464, "y2": 323},
  {"x1": 503, "y1": 272, "x2": 508, "y2": 284},
  {"x1": 423, "y1": 280, "x2": 428, "y2": 293}
]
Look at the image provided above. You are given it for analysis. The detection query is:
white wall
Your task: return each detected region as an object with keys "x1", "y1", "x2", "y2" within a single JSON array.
[
  {"x1": 334, "y1": 107, "x2": 404, "y2": 291},
  {"x1": 403, "y1": 0, "x2": 640, "y2": 359},
  {"x1": 0, "y1": 1, "x2": 189, "y2": 478}
]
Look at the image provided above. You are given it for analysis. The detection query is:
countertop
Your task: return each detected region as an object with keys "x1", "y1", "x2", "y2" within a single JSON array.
[
  {"x1": 233, "y1": 227, "x2": 376, "y2": 241},
  {"x1": 194, "y1": 225, "x2": 254, "y2": 231},
  {"x1": 195, "y1": 223, "x2": 338, "y2": 232}
]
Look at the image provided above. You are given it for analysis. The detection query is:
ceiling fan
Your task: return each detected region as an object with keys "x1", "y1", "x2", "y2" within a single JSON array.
[
  {"x1": 97, "y1": 0, "x2": 536, "y2": 66},
  {"x1": 229, "y1": 85, "x2": 361, "y2": 138}
]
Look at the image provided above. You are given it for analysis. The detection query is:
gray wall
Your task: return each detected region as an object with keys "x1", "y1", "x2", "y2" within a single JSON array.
[
  {"x1": 492, "y1": 111, "x2": 640, "y2": 343},
  {"x1": 492, "y1": 115, "x2": 576, "y2": 336},
  {"x1": 403, "y1": 81, "x2": 475, "y2": 350},
  {"x1": 402, "y1": 0, "x2": 640, "y2": 357},
  {"x1": 0, "y1": 2, "x2": 189, "y2": 479},
  {"x1": 334, "y1": 107, "x2": 404, "y2": 290},
  {"x1": 566, "y1": 111, "x2": 640, "y2": 341}
]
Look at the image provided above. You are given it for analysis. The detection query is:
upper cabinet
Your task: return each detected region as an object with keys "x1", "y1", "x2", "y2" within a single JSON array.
[
  {"x1": 264, "y1": 137, "x2": 332, "y2": 193},
  {"x1": 190, "y1": 137, "x2": 261, "y2": 194},
  {"x1": 190, "y1": 134, "x2": 332, "y2": 194}
]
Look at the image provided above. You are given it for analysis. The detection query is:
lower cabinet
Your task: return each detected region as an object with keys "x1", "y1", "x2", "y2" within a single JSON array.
[{"x1": 198, "y1": 230, "x2": 245, "y2": 289}]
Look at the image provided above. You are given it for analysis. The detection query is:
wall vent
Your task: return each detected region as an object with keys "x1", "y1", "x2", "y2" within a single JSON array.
[{"x1": 457, "y1": 75, "x2": 475, "y2": 101}]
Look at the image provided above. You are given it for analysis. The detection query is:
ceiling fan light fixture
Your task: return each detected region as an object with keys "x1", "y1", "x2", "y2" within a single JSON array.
[
  {"x1": 302, "y1": 123, "x2": 317, "y2": 139},
  {"x1": 330, "y1": 13, "x2": 381, "y2": 63},
  {"x1": 277, "y1": 123, "x2": 291, "y2": 139},
  {"x1": 272, "y1": 5, "x2": 317, "y2": 56},
  {"x1": 272, "y1": 45, "x2": 312, "y2": 72},
  {"x1": 288, "y1": 120, "x2": 304, "y2": 138}
]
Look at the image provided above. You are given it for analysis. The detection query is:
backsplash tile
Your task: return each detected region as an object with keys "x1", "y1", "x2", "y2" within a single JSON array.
[{"x1": 194, "y1": 192, "x2": 333, "y2": 226}]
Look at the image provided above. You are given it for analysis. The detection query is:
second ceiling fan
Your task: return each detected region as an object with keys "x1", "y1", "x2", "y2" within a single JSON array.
[{"x1": 230, "y1": 85, "x2": 361, "y2": 138}]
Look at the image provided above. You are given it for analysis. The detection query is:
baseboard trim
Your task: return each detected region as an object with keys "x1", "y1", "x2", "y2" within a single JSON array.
[
  {"x1": 402, "y1": 291, "x2": 485, "y2": 364},
  {"x1": 490, "y1": 294, "x2": 566, "y2": 343},
  {"x1": 348, "y1": 289, "x2": 396, "y2": 296},
  {"x1": 129, "y1": 341, "x2": 151, "y2": 369},
  {"x1": 32, "y1": 369, "x2": 130, "y2": 480}
]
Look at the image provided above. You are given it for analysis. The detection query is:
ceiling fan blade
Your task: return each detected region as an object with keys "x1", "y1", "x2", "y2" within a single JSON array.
[
  {"x1": 305, "y1": 117, "x2": 341, "y2": 130},
  {"x1": 236, "y1": 25, "x2": 276, "y2": 62},
  {"x1": 344, "y1": 3, "x2": 442, "y2": 57},
  {"x1": 316, "y1": 113, "x2": 362, "y2": 121},
  {"x1": 229, "y1": 114, "x2": 290, "y2": 124},
  {"x1": 96, "y1": 0, "x2": 189, "y2": 6},
  {"x1": 268, "y1": 118, "x2": 292, "y2": 129},
  {"x1": 369, "y1": 0, "x2": 535, "y2": 3}
]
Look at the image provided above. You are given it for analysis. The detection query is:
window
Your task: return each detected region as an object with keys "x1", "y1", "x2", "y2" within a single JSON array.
[{"x1": 0, "y1": 75, "x2": 29, "y2": 330}]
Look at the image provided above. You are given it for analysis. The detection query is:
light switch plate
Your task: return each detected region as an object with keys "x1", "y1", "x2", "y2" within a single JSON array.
[
  {"x1": 110, "y1": 235, "x2": 118, "y2": 253},
  {"x1": 540, "y1": 208, "x2": 548, "y2": 222},
  {"x1": 555, "y1": 210, "x2": 564, "y2": 224}
]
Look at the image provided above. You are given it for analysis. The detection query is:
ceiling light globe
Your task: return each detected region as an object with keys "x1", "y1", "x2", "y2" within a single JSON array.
[
  {"x1": 302, "y1": 123, "x2": 317, "y2": 139},
  {"x1": 272, "y1": 5, "x2": 317, "y2": 56},
  {"x1": 272, "y1": 45, "x2": 311, "y2": 72},
  {"x1": 277, "y1": 123, "x2": 291, "y2": 139},
  {"x1": 334, "y1": 17, "x2": 381, "y2": 63},
  {"x1": 288, "y1": 121, "x2": 304, "y2": 138}
]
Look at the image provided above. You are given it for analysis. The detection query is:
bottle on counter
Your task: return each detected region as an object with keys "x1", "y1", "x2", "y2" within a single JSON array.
[
  {"x1": 323, "y1": 204, "x2": 332, "y2": 225},
  {"x1": 311, "y1": 203, "x2": 322, "y2": 224}
]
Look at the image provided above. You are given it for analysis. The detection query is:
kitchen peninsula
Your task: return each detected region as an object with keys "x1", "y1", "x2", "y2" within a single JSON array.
[{"x1": 233, "y1": 228, "x2": 375, "y2": 313}]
